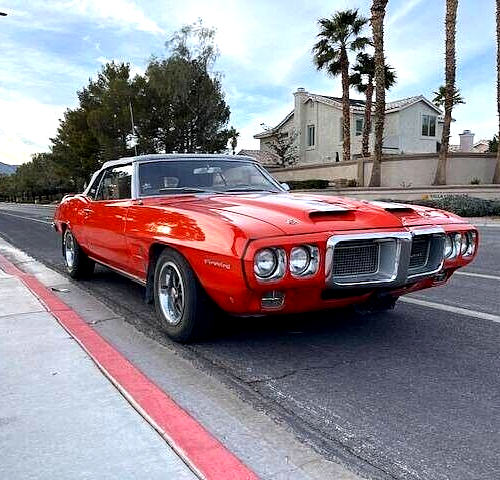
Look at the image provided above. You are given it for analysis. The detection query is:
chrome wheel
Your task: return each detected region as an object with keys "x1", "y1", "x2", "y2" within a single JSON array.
[
  {"x1": 64, "y1": 231, "x2": 75, "y2": 268},
  {"x1": 158, "y1": 261, "x2": 185, "y2": 326}
]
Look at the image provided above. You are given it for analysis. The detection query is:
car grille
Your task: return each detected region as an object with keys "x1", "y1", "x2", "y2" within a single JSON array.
[
  {"x1": 333, "y1": 242, "x2": 379, "y2": 276},
  {"x1": 326, "y1": 229, "x2": 444, "y2": 289},
  {"x1": 409, "y1": 235, "x2": 430, "y2": 269}
]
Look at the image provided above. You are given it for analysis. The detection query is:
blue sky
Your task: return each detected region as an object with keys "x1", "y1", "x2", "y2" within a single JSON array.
[{"x1": 0, "y1": 0, "x2": 496, "y2": 165}]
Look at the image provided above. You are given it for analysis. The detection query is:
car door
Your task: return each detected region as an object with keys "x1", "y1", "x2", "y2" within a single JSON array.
[{"x1": 83, "y1": 164, "x2": 133, "y2": 272}]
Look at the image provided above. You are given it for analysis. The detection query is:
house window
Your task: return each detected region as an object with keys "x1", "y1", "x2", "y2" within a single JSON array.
[
  {"x1": 307, "y1": 125, "x2": 315, "y2": 147},
  {"x1": 355, "y1": 118, "x2": 364, "y2": 136},
  {"x1": 422, "y1": 114, "x2": 437, "y2": 137}
]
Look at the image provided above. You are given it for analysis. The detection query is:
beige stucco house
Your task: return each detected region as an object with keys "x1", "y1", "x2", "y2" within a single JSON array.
[{"x1": 254, "y1": 88, "x2": 445, "y2": 164}]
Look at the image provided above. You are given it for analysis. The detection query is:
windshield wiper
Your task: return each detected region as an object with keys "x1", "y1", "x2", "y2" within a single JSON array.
[
  {"x1": 158, "y1": 187, "x2": 221, "y2": 194},
  {"x1": 223, "y1": 187, "x2": 278, "y2": 193}
]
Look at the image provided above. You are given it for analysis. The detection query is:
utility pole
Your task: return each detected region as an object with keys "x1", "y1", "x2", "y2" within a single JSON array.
[{"x1": 128, "y1": 100, "x2": 138, "y2": 156}]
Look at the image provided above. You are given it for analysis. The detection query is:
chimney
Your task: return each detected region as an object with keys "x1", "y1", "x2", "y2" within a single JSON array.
[
  {"x1": 294, "y1": 88, "x2": 308, "y2": 159},
  {"x1": 459, "y1": 129, "x2": 475, "y2": 152}
]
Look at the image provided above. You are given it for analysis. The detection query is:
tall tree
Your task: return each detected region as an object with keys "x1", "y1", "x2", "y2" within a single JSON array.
[
  {"x1": 50, "y1": 108, "x2": 101, "y2": 190},
  {"x1": 432, "y1": 84, "x2": 465, "y2": 108},
  {"x1": 494, "y1": 0, "x2": 500, "y2": 183},
  {"x1": 228, "y1": 126, "x2": 239, "y2": 154},
  {"x1": 433, "y1": 0, "x2": 459, "y2": 186},
  {"x1": 369, "y1": 0, "x2": 389, "y2": 187},
  {"x1": 145, "y1": 21, "x2": 232, "y2": 153},
  {"x1": 350, "y1": 52, "x2": 396, "y2": 158},
  {"x1": 313, "y1": 9, "x2": 370, "y2": 162},
  {"x1": 5, "y1": 20, "x2": 236, "y2": 200},
  {"x1": 78, "y1": 62, "x2": 138, "y2": 162},
  {"x1": 489, "y1": 135, "x2": 499, "y2": 153}
]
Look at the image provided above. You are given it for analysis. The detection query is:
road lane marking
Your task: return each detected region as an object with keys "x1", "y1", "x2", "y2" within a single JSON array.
[
  {"x1": 0, "y1": 211, "x2": 52, "y2": 225},
  {"x1": 401, "y1": 297, "x2": 500, "y2": 324},
  {"x1": 455, "y1": 271, "x2": 500, "y2": 281}
]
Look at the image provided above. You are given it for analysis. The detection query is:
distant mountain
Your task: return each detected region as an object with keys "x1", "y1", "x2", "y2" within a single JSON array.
[{"x1": 0, "y1": 162, "x2": 18, "y2": 175}]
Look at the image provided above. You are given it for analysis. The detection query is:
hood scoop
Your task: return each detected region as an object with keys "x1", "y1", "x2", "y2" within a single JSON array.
[
  {"x1": 304, "y1": 201, "x2": 353, "y2": 220},
  {"x1": 368, "y1": 200, "x2": 415, "y2": 212},
  {"x1": 308, "y1": 209, "x2": 352, "y2": 220}
]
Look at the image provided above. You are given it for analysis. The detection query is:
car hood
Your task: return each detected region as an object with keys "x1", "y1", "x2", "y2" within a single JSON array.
[{"x1": 163, "y1": 193, "x2": 465, "y2": 236}]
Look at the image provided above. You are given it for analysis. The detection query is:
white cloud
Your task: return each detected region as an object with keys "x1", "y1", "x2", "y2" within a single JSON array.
[
  {"x1": 66, "y1": 0, "x2": 164, "y2": 34},
  {"x1": 386, "y1": 0, "x2": 425, "y2": 27},
  {"x1": 0, "y1": 43, "x2": 89, "y2": 90},
  {"x1": 0, "y1": 92, "x2": 65, "y2": 165},
  {"x1": 8, "y1": 0, "x2": 164, "y2": 34}
]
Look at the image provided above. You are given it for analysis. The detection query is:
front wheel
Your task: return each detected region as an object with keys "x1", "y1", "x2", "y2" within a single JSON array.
[
  {"x1": 63, "y1": 229, "x2": 95, "y2": 279},
  {"x1": 154, "y1": 249, "x2": 213, "y2": 342}
]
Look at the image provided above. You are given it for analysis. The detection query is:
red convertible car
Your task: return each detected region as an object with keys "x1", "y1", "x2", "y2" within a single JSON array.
[{"x1": 53, "y1": 154, "x2": 478, "y2": 342}]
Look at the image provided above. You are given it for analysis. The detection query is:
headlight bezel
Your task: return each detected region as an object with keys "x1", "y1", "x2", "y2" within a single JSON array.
[
  {"x1": 463, "y1": 231, "x2": 477, "y2": 257},
  {"x1": 253, "y1": 247, "x2": 286, "y2": 282},
  {"x1": 290, "y1": 244, "x2": 320, "y2": 278},
  {"x1": 460, "y1": 233, "x2": 469, "y2": 256},
  {"x1": 444, "y1": 230, "x2": 477, "y2": 260},
  {"x1": 444, "y1": 234, "x2": 454, "y2": 259}
]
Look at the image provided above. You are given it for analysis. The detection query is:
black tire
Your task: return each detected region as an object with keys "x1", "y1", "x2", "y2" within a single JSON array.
[
  {"x1": 153, "y1": 248, "x2": 213, "y2": 343},
  {"x1": 63, "y1": 229, "x2": 95, "y2": 279}
]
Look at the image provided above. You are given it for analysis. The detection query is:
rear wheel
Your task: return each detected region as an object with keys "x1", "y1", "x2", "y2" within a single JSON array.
[
  {"x1": 63, "y1": 229, "x2": 95, "y2": 279},
  {"x1": 154, "y1": 248, "x2": 213, "y2": 342}
]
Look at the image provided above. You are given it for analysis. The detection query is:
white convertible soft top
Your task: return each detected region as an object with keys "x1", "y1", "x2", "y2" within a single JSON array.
[{"x1": 100, "y1": 153, "x2": 257, "y2": 171}]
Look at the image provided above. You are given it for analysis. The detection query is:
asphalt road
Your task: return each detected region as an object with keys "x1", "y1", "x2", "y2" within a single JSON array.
[{"x1": 1, "y1": 202, "x2": 499, "y2": 480}]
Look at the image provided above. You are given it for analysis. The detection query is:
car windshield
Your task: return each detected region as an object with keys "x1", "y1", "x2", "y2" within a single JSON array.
[{"x1": 138, "y1": 159, "x2": 283, "y2": 197}]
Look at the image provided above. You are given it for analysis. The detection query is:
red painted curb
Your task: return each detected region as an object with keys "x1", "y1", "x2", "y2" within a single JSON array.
[{"x1": 0, "y1": 253, "x2": 259, "y2": 480}]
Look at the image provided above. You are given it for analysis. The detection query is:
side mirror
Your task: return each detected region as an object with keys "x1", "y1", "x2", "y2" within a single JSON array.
[{"x1": 281, "y1": 182, "x2": 290, "y2": 192}]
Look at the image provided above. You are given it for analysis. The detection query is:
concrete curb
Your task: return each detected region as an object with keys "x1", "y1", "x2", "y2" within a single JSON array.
[{"x1": 0, "y1": 252, "x2": 258, "y2": 480}]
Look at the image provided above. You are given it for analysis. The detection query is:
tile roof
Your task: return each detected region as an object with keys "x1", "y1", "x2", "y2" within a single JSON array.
[
  {"x1": 254, "y1": 92, "x2": 443, "y2": 138},
  {"x1": 311, "y1": 93, "x2": 442, "y2": 115},
  {"x1": 317, "y1": 95, "x2": 367, "y2": 108}
]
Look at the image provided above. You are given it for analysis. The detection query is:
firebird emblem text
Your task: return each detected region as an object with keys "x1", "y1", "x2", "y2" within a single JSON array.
[
  {"x1": 287, "y1": 219, "x2": 299, "y2": 225},
  {"x1": 204, "y1": 258, "x2": 231, "y2": 270}
]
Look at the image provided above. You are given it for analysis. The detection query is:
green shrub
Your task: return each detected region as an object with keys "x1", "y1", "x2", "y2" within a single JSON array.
[
  {"x1": 470, "y1": 177, "x2": 480, "y2": 185},
  {"x1": 346, "y1": 179, "x2": 358, "y2": 187},
  {"x1": 379, "y1": 195, "x2": 500, "y2": 217},
  {"x1": 286, "y1": 179, "x2": 330, "y2": 190}
]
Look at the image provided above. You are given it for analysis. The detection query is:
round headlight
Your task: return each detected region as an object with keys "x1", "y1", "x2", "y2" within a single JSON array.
[
  {"x1": 290, "y1": 246, "x2": 310, "y2": 275},
  {"x1": 444, "y1": 235, "x2": 454, "y2": 258},
  {"x1": 254, "y1": 248, "x2": 278, "y2": 278}
]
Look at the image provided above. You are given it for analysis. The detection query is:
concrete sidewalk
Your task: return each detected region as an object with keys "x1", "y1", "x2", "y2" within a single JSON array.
[{"x1": 0, "y1": 266, "x2": 197, "y2": 479}]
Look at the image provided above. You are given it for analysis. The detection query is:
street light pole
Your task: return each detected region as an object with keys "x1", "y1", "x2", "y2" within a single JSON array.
[{"x1": 129, "y1": 101, "x2": 138, "y2": 156}]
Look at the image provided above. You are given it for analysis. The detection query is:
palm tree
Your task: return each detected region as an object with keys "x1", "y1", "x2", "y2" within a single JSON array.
[
  {"x1": 494, "y1": 0, "x2": 500, "y2": 183},
  {"x1": 432, "y1": 85, "x2": 465, "y2": 108},
  {"x1": 350, "y1": 52, "x2": 397, "y2": 158},
  {"x1": 312, "y1": 9, "x2": 370, "y2": 162},
  {"x1": 433, "y1": 0, "x2": 459, "y2": 186},
  {"x1": 369, "y1": 0, "x2": 389, "y2": 187}
]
